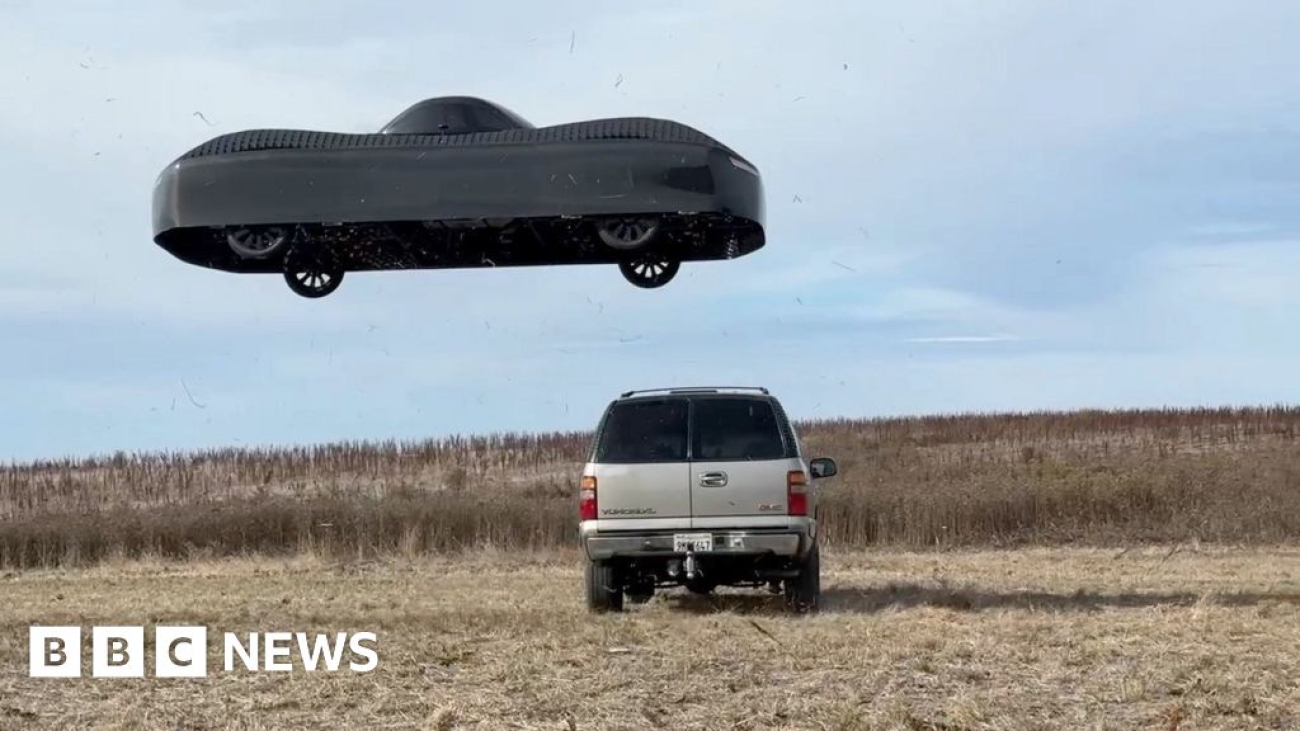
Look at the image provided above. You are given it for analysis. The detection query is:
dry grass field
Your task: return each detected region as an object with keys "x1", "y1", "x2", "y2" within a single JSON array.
[
  {"x1": 2, "y1": 408, "x2": 1297, "y2": 727},
  {"x1": 3, "y1": 407, "x2": 1300, "y2": 568},
  {"x1": 2, "y1": 547, "x2": 1298, "y2": 730}
]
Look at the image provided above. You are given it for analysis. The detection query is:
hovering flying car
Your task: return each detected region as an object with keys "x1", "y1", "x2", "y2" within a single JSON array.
[{"x1": 151, "y1": 96, "x2": 765, "y2": 298}]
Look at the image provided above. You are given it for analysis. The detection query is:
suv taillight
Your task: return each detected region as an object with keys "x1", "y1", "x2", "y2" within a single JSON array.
[
  {"x1": 579, "y1": 476, "x2": 598, "y2": 521},
  {"x1": 787, "y1": 470, "x2": 808, "y2": 516}
]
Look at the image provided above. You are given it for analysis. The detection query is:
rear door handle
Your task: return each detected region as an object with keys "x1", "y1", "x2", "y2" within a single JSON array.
[{"x1": 699, "y1": 471, "x2": 728, "y2": 487}]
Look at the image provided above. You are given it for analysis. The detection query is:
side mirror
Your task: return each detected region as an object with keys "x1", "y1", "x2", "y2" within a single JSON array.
[{"x1": 809, "y1": 457, "x2": 837, "y2": 479}]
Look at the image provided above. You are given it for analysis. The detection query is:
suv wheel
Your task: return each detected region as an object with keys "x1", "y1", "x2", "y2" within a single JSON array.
[
  {"x1": 625, "y1": 581, "x2": 655, "y2": 605},
  {"x1": 783, "y1": 544, "x2": 820, "y2": 614},
  {"x1": 585, "y1": 560, "x2": 624, "y2": 613},
  {"x1": 685, "y1": 578, "x2": 716, "y2": 596}
]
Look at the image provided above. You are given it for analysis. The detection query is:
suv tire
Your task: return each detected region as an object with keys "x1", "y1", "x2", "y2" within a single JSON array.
[
  {"x1": 585, "y1": 560, "x2": 624, "y2": 613},
  {"x1": 783, "y1": 543, "x2": 820, "y2": 614},
  {"x1": 625, "y1": 578, "x2": 655, "y2": 604},
  {"x1": 685, "y1": 579, "x2": 716, "y2": 596}
]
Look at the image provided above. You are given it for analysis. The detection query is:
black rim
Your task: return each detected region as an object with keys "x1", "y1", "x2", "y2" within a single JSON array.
[
  {"x1": 291, "y1": 269, "x2": 335, "y2": 291},
  {"x1": 599, "y1": 218, "x2": 659, "y2": 250},
  {"x1": 283, "y1": 248, "x2": 343, "y2": 297},
  {"x1": 227, "y1": 226, "x2": 287, "y2": 257},
  {"x1": 631, "y1": 259, "x2": 668, "y2": 280},
  {"x1": 607, "y1": 220, "x2": 653, "y2": 243},
  {"x1": 619, "y1": 254, "x2": 679, "y2": 288}
]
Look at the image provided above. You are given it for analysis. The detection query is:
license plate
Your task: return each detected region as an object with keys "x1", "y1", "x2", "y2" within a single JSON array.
[{"x1": 673, "y1": 533, "x2": 713, "y2": 552}]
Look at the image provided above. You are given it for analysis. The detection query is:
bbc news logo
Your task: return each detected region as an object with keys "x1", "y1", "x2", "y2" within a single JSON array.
[{"x1": 30, "y1": 626, "x2": 378, "y2": 678}]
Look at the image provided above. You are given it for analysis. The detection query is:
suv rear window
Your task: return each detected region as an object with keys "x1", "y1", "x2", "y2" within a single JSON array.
[
  {"x1": 594, "y1": 399, "x2": 688, "y2": 463},
  {"x1": 692, "y1": 398, "x2": 786, "y2": 461}
]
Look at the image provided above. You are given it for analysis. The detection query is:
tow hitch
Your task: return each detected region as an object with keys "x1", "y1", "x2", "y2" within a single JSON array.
[{"x1": 668, "y1": 550, "x2": 702, "y2": 581}]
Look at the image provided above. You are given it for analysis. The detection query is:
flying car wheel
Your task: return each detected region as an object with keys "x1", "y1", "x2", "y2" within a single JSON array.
[
  {"x1": 618, "y1": 252, "x2": 680, "y2": 289},
  {"x1": 597, "y1": 217, "x2": 660, "y2": 251},
  {"x1": 282, "y1": 247, "x2": 345, "y2": 299},
  {"x1": 226, "y1": 226, "x2": 290, "y2": 259}
]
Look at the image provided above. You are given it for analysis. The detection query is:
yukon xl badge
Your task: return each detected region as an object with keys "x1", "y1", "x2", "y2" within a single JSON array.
[{"x1": 602, "y1": 507, "x2": 657, "y2": 516}]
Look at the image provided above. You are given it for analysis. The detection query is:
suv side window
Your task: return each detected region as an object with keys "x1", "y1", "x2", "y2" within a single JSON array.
[
  {"x1": 691, "y1": 398, "x2": 786, "y2": 461},
  {"x1": 594, "y1": 398, "x2": 689, "y2": 463}
]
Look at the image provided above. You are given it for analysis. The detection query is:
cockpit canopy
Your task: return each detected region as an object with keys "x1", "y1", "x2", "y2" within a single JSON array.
[{"x1": 380, "y1": 96, "x2": 535, "y2": 135}]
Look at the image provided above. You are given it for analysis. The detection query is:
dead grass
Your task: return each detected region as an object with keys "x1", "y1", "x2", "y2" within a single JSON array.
[
  {"x1": 2, "y1": 406, "x2": 1300, "y2": 568},
  {"x1": 0, "y1": 547, "x2": 1297, "y2": 729}
]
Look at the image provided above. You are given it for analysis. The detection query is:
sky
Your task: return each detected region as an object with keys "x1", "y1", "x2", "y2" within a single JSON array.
[{"x1": 1, "y1": 0, "x2": 1299, "y2": 462}]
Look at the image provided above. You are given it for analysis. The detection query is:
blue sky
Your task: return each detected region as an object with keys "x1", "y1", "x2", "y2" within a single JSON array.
[{"x1": 2, "y1": 1, "x2": 1299, "y2": 461}]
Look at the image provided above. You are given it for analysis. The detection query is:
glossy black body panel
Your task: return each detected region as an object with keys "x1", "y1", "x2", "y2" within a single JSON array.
[
  {"x1": 151, "y1": 100, "x2": 764, "y2": 276},
  {"x1": 379, "y1": 96, "x2": 535, "y2": 134}
]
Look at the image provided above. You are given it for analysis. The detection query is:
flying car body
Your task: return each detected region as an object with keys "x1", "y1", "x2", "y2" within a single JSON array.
[{"x1": 151, "y1": 97, "x2": 765, "y2": 297}]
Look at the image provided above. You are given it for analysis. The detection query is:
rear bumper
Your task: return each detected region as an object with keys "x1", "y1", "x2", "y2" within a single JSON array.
[{"x1": 582, "y1": 529, "x2": 809, "y2": 561}]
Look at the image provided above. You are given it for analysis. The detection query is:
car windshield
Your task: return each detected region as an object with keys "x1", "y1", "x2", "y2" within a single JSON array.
[
  {"x1": 691, "y1": 398, "x2": 785, "y2": 461},
  {"x1": 594, "y1": 399, "x2": 688, "y2": 463}
]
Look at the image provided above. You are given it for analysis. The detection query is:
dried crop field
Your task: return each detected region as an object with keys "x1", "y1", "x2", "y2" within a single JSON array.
[
  {"x1": 1, "y1": 547, "x2": 1297, "y2": 729},
  {"x1": 2, "y1": 406, "x2": 1299, "y2": 568}
]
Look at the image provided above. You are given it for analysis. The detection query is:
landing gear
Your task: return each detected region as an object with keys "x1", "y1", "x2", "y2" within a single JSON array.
[
  {"x1": 597, "y1": 217, "x2": 659, "y2": 251},
  {"x1": 226, "y1": 225, "x2": 289, "y2": 259},
  {"x1": 618, "y1": 251, "x2": 680, "y2": 289},
  {"x1": 282, "y1": 245, "x2": 345, "y2": 299}
]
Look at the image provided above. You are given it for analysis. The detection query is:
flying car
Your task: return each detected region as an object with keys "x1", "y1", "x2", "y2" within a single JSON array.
[{"x1": 151, "y1": 96, "x2": 765, "y2": 298}]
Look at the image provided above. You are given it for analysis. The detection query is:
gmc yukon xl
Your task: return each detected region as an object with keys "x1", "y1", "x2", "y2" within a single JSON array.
[{"x1": 578, "y1": 387, "x2": 837, "y2": 613}]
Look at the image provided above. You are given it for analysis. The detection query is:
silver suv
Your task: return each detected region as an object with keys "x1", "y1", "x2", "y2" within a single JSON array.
[{"x1": 578, "y1": 387, "x2": 837, "y2": 613}]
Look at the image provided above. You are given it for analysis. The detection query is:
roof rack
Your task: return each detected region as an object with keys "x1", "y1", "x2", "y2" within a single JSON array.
[{"x1": 619, "y1": 386, "x2": 770, "y2": 398}]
